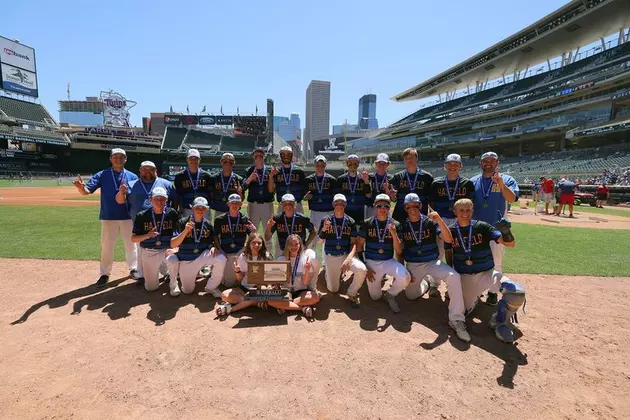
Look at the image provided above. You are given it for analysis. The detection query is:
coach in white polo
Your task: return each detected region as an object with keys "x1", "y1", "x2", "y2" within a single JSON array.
[{"x1": 73, "y1": 148, "x2": 139, "y2": 288}]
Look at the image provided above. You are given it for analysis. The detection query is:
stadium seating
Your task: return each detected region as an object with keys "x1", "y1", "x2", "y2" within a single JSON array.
[
  {"x1": 161, "y1": 127, "x2": 187, "y2": 150},
  {"x1": 0, "y1": 97, "x2": 56, "y2": 125},
  {"x1": 183, "y1": 130, "x2": 221, "y2": 149}
]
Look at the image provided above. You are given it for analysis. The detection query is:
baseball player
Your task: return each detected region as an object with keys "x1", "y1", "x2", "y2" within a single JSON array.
[
  {"x1": 131, "y1": 187, "x2": 179, "y2": 293},
  {"x1": 243, "y1": 147, "x2": 274, "y2": 249},
  {"x1": 209, "y1": 152, "x2": 244, "y2": 219},
  {"x1": 470, "y1": 151, "x2": 519, "y2": 305},
  {"x1": 72, "y1": 148, "x2": 139, "y2": 288},
  {"x1": 166, "y1": 197, "x2": 227, "y2": 297},
  {"x1": 304, "y1": 155, "x2": 338, "y2": 250},
  {"x1": 389, "y1": 148, "x2": 433, "y2": 222},
  {"x1": 317, "y1": 194, "x2": 367, "y2": 307},
  {"x1": 213, "y1": 194, "x2": 257, "y2": 287},
  {"x1": 338, "y1": 154, "x2": 372, "y2": 225},
  {"x1": 446, "y1": 198, "x2": 526, "y2": 343},
  {"x1": 365, "y1": 153, "x2": 393, "y2": 220},
  {"x1": 268, "y1": 146, "x2": 308, "y2": 213},
  {"x1": 356, "y1": 193, "x2": 411, "y2": 313},
  {"x1": 400, "y1": 193, "x2": 470, "y2": 342},
  {"x1": 264, "y1": 193, "x2": 320, "y2": 289},
  {"x1": 173, "y1": 149, "x2": 212, "y2": 217}
]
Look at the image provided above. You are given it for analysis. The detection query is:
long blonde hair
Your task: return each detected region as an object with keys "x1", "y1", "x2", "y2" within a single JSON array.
[
  {"x1": 244, "y1": 232, "x2": 271, "y2": 260},
  {"x1": 283, "y1": 234, "x2": 304, "y2": 260}
]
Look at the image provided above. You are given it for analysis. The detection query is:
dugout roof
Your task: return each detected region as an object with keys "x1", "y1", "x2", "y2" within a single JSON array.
[{"x1": 393, "y1": 0, "x2": 630, "y2": 102}]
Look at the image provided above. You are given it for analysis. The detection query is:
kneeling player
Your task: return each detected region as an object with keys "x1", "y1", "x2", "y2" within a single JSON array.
[
  {"x1": 356, "y1": 193, "x2": 411, "y2": 313},
  {"x1": 401, "y1": 193, "x2": 470, "y2": 342},
  {"x1": 318, "y1": 194, "x2": 367, "y2": 307},
  {"x1": 166, "y1": 197, "x2": 227, "y2": 297},
  {"x1": 131, "y1": 187, "x2": 179, "y2": 293},
  {"x1": 447, "y1": 198, "x2": 526, "y2": 343}
]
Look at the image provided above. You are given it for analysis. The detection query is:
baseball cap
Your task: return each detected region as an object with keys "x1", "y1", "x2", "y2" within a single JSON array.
[
  {"x1": 110, "y1": 148, "x2": 126, "y2": 157},
  {"x1": 192, "y1": 197, "x2": 209, "y2": 208},
  {"x1": 151, "y1": 186, "x2": 168, "y2": 198},
  {"x1": 375, "y1": 153, "x2": 390, "y2": 163},
  {"x1": 404, "y1": 193, "x2": 421, "y2": 205},
  {"x1": 279, "y1": 146, "x2": 293, "y2": 154},
  {"x1": 187, "y1": 149, "x2": 201, "y2": 159},
  {"x1": 140, "y1": 160, "x2": 156, "y2": 169},
  {"x1": 346, "y1": 154, "x2": 360, "y2": 162},
  {"x1": 374, "y1": 193, "x2": 391, "y2": 204},
  {"x1": 221, "y1": 152, "x2": 235, "y2": 162},
  {"x1": 281, "y1": 193, "x2": 296, "y2": 203},
  {"x1": 227, "y1": 193, "x2": 242, "y2": 203},
  {"x1": 333, "y1": 193, "x2": 347, "y2": 204},
  {"x1": 445, "y1": 154, "x2": 462, "y2": 164},
  {"x1": 481, "y1": 151, "x2": 498, "y2": 160},
  {"x1": 314, "y1": 155, "x2": 327, "y2": 164},
  {"x1": 253, "y1": 147, "x2": 266, "y2": 156}
]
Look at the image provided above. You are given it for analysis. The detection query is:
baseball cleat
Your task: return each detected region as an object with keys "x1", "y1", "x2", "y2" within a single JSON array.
[
  {"x1": 349, "y1": 294, "x2": 361, "y2": 308},
  {"x1": 170, "y1": 284, "x2": 181, "y2": 297},
  {"x1": 129, "y1": 269, "x2": 140, "y2": 280},
  {"x1": 95, "y1": 275, "x2": 109, "y2": 288},
  {"x1": 485, "y1": 292, "x2": 498, "y2": 306},
  {"x1": 199, "y1": 266, "x2": 211, "y2": 278},
  {"x1": 449, "y1": 320, "x2": 471, "y2": 343},
  {"x1": 383, "y1": 292, "x2": 400, "y2": 313},
  {"x1": 489, "y1": 313, "x2": 515, "y2": 343}
]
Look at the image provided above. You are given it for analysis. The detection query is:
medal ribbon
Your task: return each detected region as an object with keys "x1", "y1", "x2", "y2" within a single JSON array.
[
  {"x1": 346, "y1": 173, "x2": 359, "y2": 195},
  {"x1": 291, "y1": 254, "x2": 300, "y2": 287},
  {"x1": 374, "y1": 173, "x2": 387, "y2": 193},
  {"x1": 284, "y1": 214, "x2": 296, "y2": 235},
  {"x1": 192, "y1": 217, "x2": 206, "y2": 247},
  {"x1": 227, "y1": 213, "x2": 241, "y2": 240},
  {"x1": 152, "y1": 208, "x2": 167, "y2": 238},
  {"x1": 445, "y1": 177, "x2": 460, "y2": 207},
  {"x1": 407, "y1": 216, "x2": 425, "y2": 248},
  {"x1": 314, "y1": 174, "x2": 326, "y2": 197},
  {"x1": 221, "y1": 172, "x2": 234, "y2": 195},
  {"x1": 454, "y1": 222, "x2": 474, "y2": 260},
  {"x1": 140, "y1": 179, "x2": 156, "y2": 200},
  {"x1": 480, "y1": 177, "x2": 494, "y2": 202},
  {"x1": 186, "y1": 169, "x2": 201, "y2": 194},
  {"x1": 281, "y1": 164, "x2": 293, "y2": 187},
  {"x1": 332, "y1": 215, "x2": 347, "y2": 242},
  {"x1": 111, "y1": 168, "x2": 125, "y2": 191},
  {"x1": 405, "y1": 169, "x2": 420, "y2": 191},
  {"x1": 257, "y1": 166, "x2": 266, "y2": 187},
  {"x1": 375, "y1": 217, "x2": 389, "y2": 243}
]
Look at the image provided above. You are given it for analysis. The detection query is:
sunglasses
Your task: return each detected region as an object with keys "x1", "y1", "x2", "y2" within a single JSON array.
[
  {"x1": 406, "y1": 205, "x2": 421, "y2": 210},
  {"x1": 375, "y1": 204, "x2": 390, "y2": 209}
]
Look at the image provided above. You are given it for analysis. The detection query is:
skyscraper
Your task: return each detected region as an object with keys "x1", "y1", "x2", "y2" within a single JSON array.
[
  {"x1": 305, "y1": 80, "x2": 331, "y2": 160},
  {"x1": 358, "y1": 94, "x2": 378, "y2": 130}
]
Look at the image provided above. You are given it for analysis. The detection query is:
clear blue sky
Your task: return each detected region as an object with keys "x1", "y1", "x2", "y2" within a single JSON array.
[{"x1": 3, "y1": 0, "x2": 568, "y2": 129}]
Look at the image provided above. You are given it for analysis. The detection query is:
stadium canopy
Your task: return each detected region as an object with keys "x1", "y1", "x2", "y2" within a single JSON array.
[{"x1": 393, "y1": 0, "x2": 630, "y2": 102}]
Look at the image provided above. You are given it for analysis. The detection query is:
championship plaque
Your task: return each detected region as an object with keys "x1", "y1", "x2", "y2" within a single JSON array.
[{"x1": 244, "y1": 261, "x2": 291, "y2": 301}]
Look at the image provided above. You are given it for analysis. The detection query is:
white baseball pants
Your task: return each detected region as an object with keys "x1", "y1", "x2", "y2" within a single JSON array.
[
  {"x1": 140, "y1": 248, "x2": 175, "y2": 292},
  {"x1": 460, "y1": 269, "x2": 505, "y2": 311},
  {"x1": 405, "y1": 260, "x2": 465, "y2": 322},
  {"x1": 247, "y1": 202, "x2": 274, "y2": 249},
  {"x1": 136, "y1": 245, "x2": 168, "y2": 279},
  {"x1": 100, "y1": 220, "x2": 137, "y2": 277},
  {"x1": 303, "y1": 248, "x2": 320, "y2": 290},
  {"x1": 488, "y1": 241, "x2": 505, "y2": 293},
  {"x1": 365, "y1": 259, "x2": 411, "y2": 300},
  {"x1": 166, "y1": 250, "x2": 227, "y2": 294},
  {"x1": 222, "y1": 249, "x2": 243, "y2": 287},
  {"x1": 323, "y1": 254, "x2": 367, "y2": 297}
]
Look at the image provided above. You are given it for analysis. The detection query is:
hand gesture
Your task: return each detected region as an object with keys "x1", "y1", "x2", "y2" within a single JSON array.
[
  {"x1": 304, "y1": 191, "x2": 313, "y2": 201},
  {"x1": 165, "y1": 247, "x2": 179, "y2": 257},
  {"x1": 340, "y1": 258, "x2": 350, "y2": 273},
  {"x1": 428, "y1": 209, "x2": 439, "y2": 221},
  {"x1": 387, "y1": 183, "x2": 398, "y2": 199},
  {"x1": 147, "y1": 227, "x2": 159, "y2": 238},
  {"x1": 233, "y1": 260, "x2": 242, "y2": 273},
  {"x1": 386, "y1": 222, "x2": 397, "y2": 235},
  {"x1": 185, "y1": 220, "x2": 195, "y2": 232},
  {"x1": 210, "y1": 247, "x2": 217, "y2": 258},
  {"x1": 73, "y1": 174, "x2": 85, "y2": 190},
  {"x1": 236, "y1": 184, "x2": 243, "y2": 196},
  {"x1": 360, "y1": 169, "x2": 369, "y2": 183},
  {"x1": 492, "y1": 172, "x2": 504, "y2": 187},
  {"x1": 270, "y1": 166, "x2": 279, "y2": 177},
  {"x1": 247, "y1": 171, "x2": 259, "y2": 184},
  {"x1": 366, "y1": 268, "x2": 376, "y2": 283},
  {"x1": 322, "y1": 217, "x2": 332, "y2": 232},
  {"x1": 304, "y1": 257, "x2": 312, "y2": 273},
  {"x1": 119, "y1": 180, "x2": 128, "y2": 194},
  {"x1": 246, "y1": 221, "x2": 256, "y2": 232},
  {"x1": 266, "y1": 217, "x2": 276, "y2": 229}
]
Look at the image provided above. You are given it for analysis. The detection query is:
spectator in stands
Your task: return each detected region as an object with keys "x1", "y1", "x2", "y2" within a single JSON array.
[
  {"x1": 173, "y1": 149, "x2": 212, "y2": 217},
  {"x1": 72, "y1": 148, "x2": 139, "y2": 288},
  {"x1": 470, "y1": 151, "x2": 519, "y2": 306},
  {"x1": 366, "y1": 153, "x2": 394, "y2": 220},
  {"x1": 268, "y1": 146, "x2": 308, "y2": 213},
  {"x1": 388, "y1": 148, "x2": 433, "y2": 223},
  {"x1": 596, "y1": 183, "x2": 610, "y2": 208},
  {"x1": 304, "y1": 155, "x2": 338, "y2": 254},
  {"x1": 243, "y1": 148, "x2": 274, "y2": 251},
  {"x1": 209, "y1": 153, "x2": 244, "y2": 219},
  {"x1": 339, "y1": 154, "x2": 372, "y2": 224},
  {"x1": 540, "y1": 176, "x2": 555, "y2": 215},
  {"x1": 555, "y1": 178, "x2": 576, "y2": 218}
]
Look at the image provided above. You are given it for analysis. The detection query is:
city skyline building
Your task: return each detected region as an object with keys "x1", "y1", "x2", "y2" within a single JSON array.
[
  {"x1": 304, "y1": 80, "x2": 330, "y2": 160},
  {"x1": 358, "y1": 94, "x2": 378, "y2": 130}
]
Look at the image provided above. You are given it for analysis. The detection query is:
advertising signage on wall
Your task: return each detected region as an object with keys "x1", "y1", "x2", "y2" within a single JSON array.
[
  {"x1": 164, "y1": 115, "x2": 235, "y2": 126},
  {"x1": 0, "y1": 36, "x2": 38, "y2": 98},
  {"x1": 0, "y1": 133, "x2": 68, "y2": 146},
  {"x1": 0, "y1": 36, "x2": 36, "y2": 73},
  {"x1": 0, "y1": 62, "x2": 37, "y2": 97}
]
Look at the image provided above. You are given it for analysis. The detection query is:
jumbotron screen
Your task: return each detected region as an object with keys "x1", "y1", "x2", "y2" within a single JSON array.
[{"x1": 233, "y1": 116, "x2": 266, "y2": 136}]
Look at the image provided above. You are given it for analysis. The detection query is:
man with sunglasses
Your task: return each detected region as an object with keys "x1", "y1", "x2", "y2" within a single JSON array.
[
  {"x1": 209, "y1": 152, "x2": 244, "y2": 220},
  {"x1": 243, "y1": 147, "x2": 274, "y2": 249},
  {"x1": 173, "y1": 149, "x2": 212, "y2": 217},
  {"x1": 356, "y1": 193, "x2": 410, "y2": 313},
  {"x1": 339, "y1": 154, "x2": 372, "y2": 224},
  {"x1": 366, "y1": 153, "x2": 394, "y2": 220},
  {"x1": 388, "y1": 148, "x2": 433, "y2": 222},
  {"x1": 401, "y1": 193, "x2": 470, "y2": 342},
  {"x1": 268, "y1": 146, "x2": 308, "y2": 213}
]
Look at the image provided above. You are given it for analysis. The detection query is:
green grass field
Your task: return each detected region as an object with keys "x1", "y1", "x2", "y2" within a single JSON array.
[{"x1": 0, "y1": 205, "x2": 628, "y2": 276}]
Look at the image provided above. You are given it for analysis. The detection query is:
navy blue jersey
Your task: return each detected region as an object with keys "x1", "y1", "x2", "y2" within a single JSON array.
[
  {"x1": 270, "y1": 212, "x2": 314, "y2": 251},
  {"x1": 338, "y1": 172, "x2": 372, "y2": 213},
  {"x1": 366, "y1": 172, "x2": 393, "y2": 207},
  {"x1": 358, "y1": 216, "x2": 402, "y2": 261},
  {"x1": 446, "y1": 220, "x2": 501, "y2": 274},
  {"x1": 429, "y1": 176, "x2": 475, "y2": 220},
  {"x1": 243, "y1": 165, "x2": 274, "y2": 203},
  {"x1": 391, "y1": 169, "x2": 433, "y2": 220},
  {"x1": 318, "y1": 214, "x2": 358, "y2": 256},
  {"x1": 209, "y1": 172, "x2": 244, "y2": 213},
  {"x1": 175, "y1": 217, "x2": 215, "y2": 261},
  {"x1": 133, "y1": 207, "x2": 179, "y2": 250},
  {"x1": 400, "y1": 217, "x2": 441, "y2": 263},
  {"x1": 305, "y1": 173, "x2": 338, "y2": 212},
  {"x1": 213, "y1": 212, "x2": 255, "y2": 254},
  {"x1": 272, "y1": 165, "x2": 307, "y2": 202},
  {"x1": 173, "y1": 169, "x2": 212, "y2": 212}
]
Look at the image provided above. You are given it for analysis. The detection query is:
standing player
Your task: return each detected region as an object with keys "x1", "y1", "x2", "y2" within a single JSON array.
[
  {"x1": 72, "y1": 148, "x2": 139, "y2": 287},
  {"x1": 166, "y1": 197, "x2": 227, "y2": 297},
  {"x1": 447, "y1": 198, "x2": 526, "y2": 343},
  {"x1": 366, "y1": 153, "x2": 393, "y2": 219},
  {"x1": 173, "y1": 149, "x2": 212, "y2": 217},
  {"x1": 213, "y1": 194, "x2": 257, "y2": 287},
  {"x1": 209, "y1": 153, "x2": 243, "y2": 219},
  {"x1": 389, "y1": 148, "x2": 433, "y2": 221},
  {"x1": 356, "y1": 194, "x2": 411, "y2": 313},
  {"x1": 317, "y1": 194, "x2": 367, "y2": 307},
  {"x1": 400, "y1": 193, "x2": 469, "y2": 342},
  {"x1": 470, "y1": 151, "x2": 519, "y2": 306},
  {"x1": 268, "y1": 146, "x2": 308, "y2": 213},
  {"x1": 264, "y1": 193, "x2": 320, "y2": 288},
  {"x1": 243, "y1": 148, "x2": 274, "y2": 248},
  {"x1": 304, "y1": 155, "x2": 337, "y2": 249},
  {"x1": 339, "y1": 154, "x2": 372, "y2": 224},
  {"x1": 131, "y1": 187, "x2": 179, "y2": 294}
]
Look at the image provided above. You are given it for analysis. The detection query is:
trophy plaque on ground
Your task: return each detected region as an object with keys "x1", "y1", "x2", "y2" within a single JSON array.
[{"x1": 244, "y1": 260, "x2": 291, "y2": 301}]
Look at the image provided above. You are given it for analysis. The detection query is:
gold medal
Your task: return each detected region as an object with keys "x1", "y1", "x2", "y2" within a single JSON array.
[
  {"x1": 378, "y1": 248, "x2": 384, "y2": 254},
  {"x1": 193, "y1": 248, "x2": 200, "y2": 254},
  {"x1": 465, "y1": 259, "x2": 473, "y2": 266},
  {"x1": 336, "y1": 245, "x2": 341, "y2": 250}
]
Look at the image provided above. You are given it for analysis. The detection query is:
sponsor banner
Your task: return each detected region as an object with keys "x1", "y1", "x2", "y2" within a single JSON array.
[
  {"x1": 215, "y1": 115, "x2": 234, "y2": 125},
  {"x1": 181, "y1": 115, "x2": 198, "y2": 125},
  {"x1": 1, "y1": 62, "x2": 38, "y2": 97},
  {"x1": 573, "y1": 122, "x2": 630, "y2": 137},
  {"x1": 164, "y1": 115, "x2": 181, "y2": 125},
  {"x1": 0, "y1": 36, "x2": 36, "y2": 72},
  {"x1": 612, "y1": 90, "x2": 630, "y2": 100},
  {"x1": 0, "y1": 161, "x2": 26, "y2": 170},
  {"x1": 164, "y1": 115, "x2": 235, "y2": 126},
  {"x1": 100, "y1": 90, "x2": 135, "y2": 127},
  {"x1": 100, "y1": 143, "x2": 136, "y2": 151},
  {"x1": 524, "y1": 127, "x2": 543, "y2": 134},
  {"x1": 0, "y1": 133, "x2": 68, "y2": 146},
  {"x1": 84, "y1": 127, "x2": 151, "y2": 138},
  {"x1": 479, "y1": 135, "x2": 495, "y2": 141}
]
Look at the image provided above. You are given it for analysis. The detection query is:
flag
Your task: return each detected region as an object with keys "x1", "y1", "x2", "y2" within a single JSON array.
[
  {"x1": 220, "y1": 105, "x2": 223, "y2": 115},
  {"x1": 169, "y1": 105, "x2": 173, "y2": 112},
  {"x1": 201, "y1": 105, "x2": 206, "y2": 113},
  {"x1": 186, "y1": 105, "x2": 189, "y2": 114}
]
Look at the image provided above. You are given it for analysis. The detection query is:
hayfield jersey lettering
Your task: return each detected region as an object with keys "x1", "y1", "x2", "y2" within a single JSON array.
[
  {"x1": 429, "y1": 176, "x2": 475, "y2": 220},
  {"x1": 175, "y1": 217, "x2": 215, "y2": 261},
  {"x1": 400, "y1": 218, "x2": 440, "y2": 263},
  {"x1": 173, "y1": 170, "x2": 212, "y2": 211},
  {"x1": 132, "y1": 207, "x2": 179, "y2": 249},
  {"x1": 358, "y1": 217, "x2": 402, "y2": 261},
  {"x1": 305, "y1": 173, "x2": 338, "y2": 212},
  {"x1": 272, "y1": 166, "x2": 307, "y2": 202},
  {"x1": 390, "y1": 169, "x2": 433, "y2": 220},
  {"x1": 85, "y1": 168, "x2": 138, "y2": 220},
  {"x1": 318, "y1": 215, "x2": 358, "y2": 256},
  {"x1": 270, "y1": 212, "x2": 314, "y2": 251},
  {"x1": 213, "y1": 212, "x2": 254, "y2": 254},
  {"x1": 446, "y1": 221, "x2": 501, "y2": 274},
  {"x1": 209, "y1": 172, "x2": 243, "y2": 213},
  {"x1": 243, "y1": 165, "x2": 274, "y2": 203}
]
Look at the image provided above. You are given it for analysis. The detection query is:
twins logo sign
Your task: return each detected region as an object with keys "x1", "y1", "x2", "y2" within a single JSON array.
[{"x1": 100, "y1": 90, "x2": 136, "y2": 127}]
